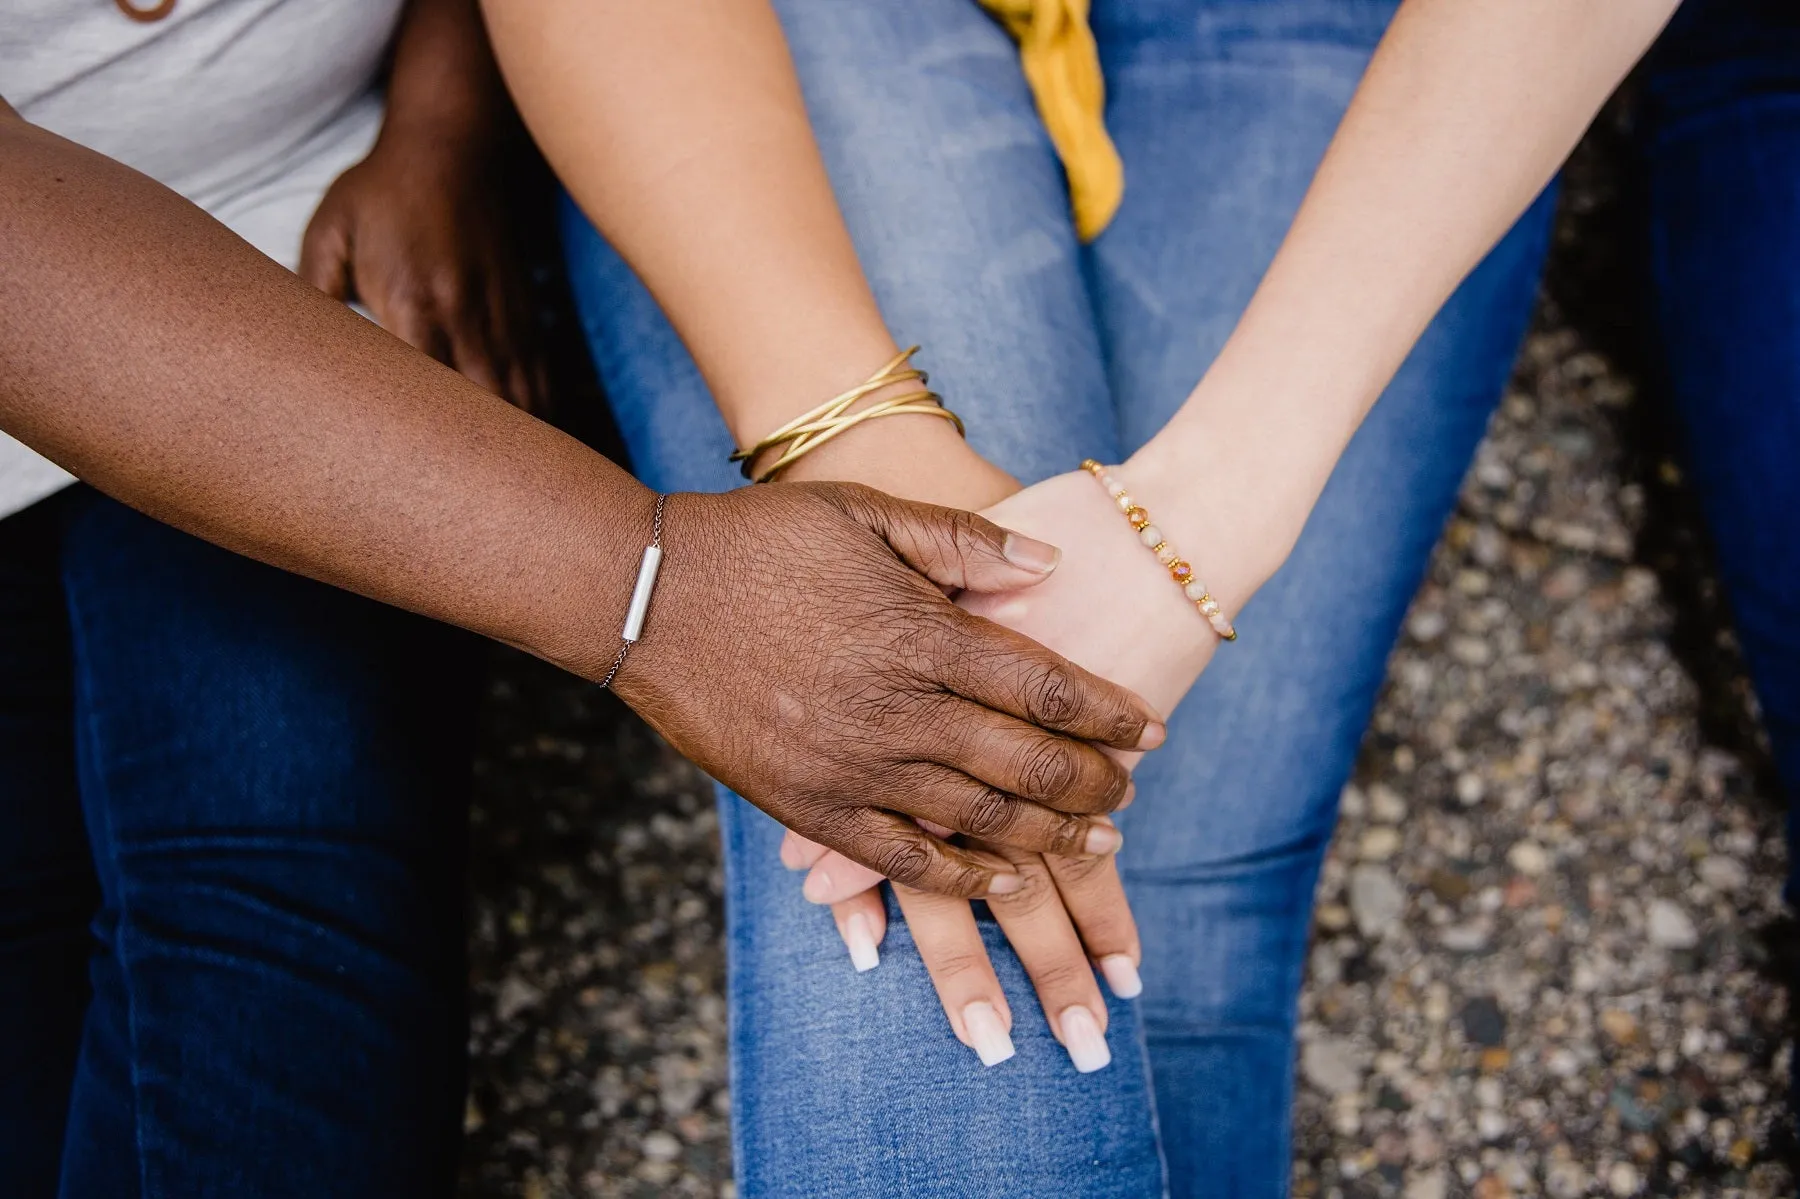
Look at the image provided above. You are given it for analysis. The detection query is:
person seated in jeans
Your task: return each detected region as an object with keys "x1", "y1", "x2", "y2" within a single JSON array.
[
  {"x1": 2, "y1": 3, "x2": 1161, "y2": 1195},
  {"x1": 497, "y1": 0, "x2": 1799, "y2": 1193}
]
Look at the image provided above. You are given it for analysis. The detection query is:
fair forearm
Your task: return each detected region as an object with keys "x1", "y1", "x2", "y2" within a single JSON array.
[
  {"x1": 1132, "y1": 0, "x2": 1680, "y2": 605},
  {"x1": 483, "y1": 1, "x2": 891, "y2": 439},
  {"x1": 480, "y1": 0, "x2": 1000, "y2": 505}
]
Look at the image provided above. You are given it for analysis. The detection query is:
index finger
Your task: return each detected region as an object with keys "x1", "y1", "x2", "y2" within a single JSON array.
[{"x1": 933, "y1": 610, "x2": 1165, "y2": 753}]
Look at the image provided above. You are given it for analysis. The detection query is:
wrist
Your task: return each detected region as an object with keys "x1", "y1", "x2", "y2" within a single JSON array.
[
  {"x1": 518, "y1": 478, "x2": 662, "y2": 684},
  {"x1": 374, "y1": 93, "x2": 511, "y2": 169},
  {"x1": 775, "y1": 411, "x2": 1015, "y2": 510},
  {"x1": 1123, "y1": 379, "x2": 1329, "y2": 614}
]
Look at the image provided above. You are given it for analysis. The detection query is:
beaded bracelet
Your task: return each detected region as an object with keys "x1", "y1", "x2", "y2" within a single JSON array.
[{"x1": 1080, "y1": 460, "x2": 1237, "y2": 643}]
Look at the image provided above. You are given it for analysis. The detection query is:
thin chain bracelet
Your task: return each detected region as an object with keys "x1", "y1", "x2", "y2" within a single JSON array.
[
  {"x1": 1080, "y1": 460, "x2": 1238, "y2": 642},
  {"x1": 598, "y1": 494, "x2": 668, "y2": 690}
]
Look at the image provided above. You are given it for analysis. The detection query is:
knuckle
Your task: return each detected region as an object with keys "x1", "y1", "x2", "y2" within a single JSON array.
[
  {"x1": 1028, "y1": 958, "x2": 1095, "y2": 995},
  {"x1": 1016, "y1": 738, "x2": 1078, "y2": 804},
  {"x1": 956, "y1": 789, "x2": 1017, "y2": 840},
  {"x1": 870, "y1": 837, "x2": 934, "y2": 887},
  {"x1": 989, "y1": 863, "x2": 1056, "y2": 914},
  {"x1": 1024, "y1": 663, "x2": 1078, "y2": 729},
  {"x1": 1103, "y1": 698, "x2": 1143, "y2": 746},
  {"x1": 428, "y1": 264, "x2": 467, "y2": 306},
  {"x1": 1050, "y1": 849, "x2": 1114, "y2": 886},
  {"x1": 930, "y1": 949, "x2": 991, "y2": 984},
  {"x1": 944, "y1": 507, "x2": 985, "y2": 556},
  {"x1": 1047, "y1": 816, "x2": 1091, "y2": 857}
]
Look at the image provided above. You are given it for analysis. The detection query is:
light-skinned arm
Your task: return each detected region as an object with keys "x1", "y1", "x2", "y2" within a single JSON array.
[
  {"x1": 797, "y1": 0, "x2": 1684, "y2": 1064},
  {"x1": 480, "y1": 0, "x2": 1015, "y2": 510}
]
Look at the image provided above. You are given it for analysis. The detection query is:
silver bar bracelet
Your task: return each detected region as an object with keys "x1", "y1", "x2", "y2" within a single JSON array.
[
  {"x1": 622, "y1": 545, "x2": 663, "y2": 643},
  {"x1": 598, "y1": 494, "x2": 667, "y2": 691}
]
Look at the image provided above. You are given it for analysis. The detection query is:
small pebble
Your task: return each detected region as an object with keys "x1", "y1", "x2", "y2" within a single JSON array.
[{"x1": 1647, "y1": 899, "x2": 1699, "y2": 950}]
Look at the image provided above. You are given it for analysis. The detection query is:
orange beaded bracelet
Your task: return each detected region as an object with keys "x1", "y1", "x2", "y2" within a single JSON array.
[{"x1": 1081, "y1": 459, "x2": 1237, "y2": 642}]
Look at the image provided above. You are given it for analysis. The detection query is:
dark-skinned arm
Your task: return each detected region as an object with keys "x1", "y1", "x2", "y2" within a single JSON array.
[{"x1": 0, "y1": 104, "x2": 1162, "y2": 895}]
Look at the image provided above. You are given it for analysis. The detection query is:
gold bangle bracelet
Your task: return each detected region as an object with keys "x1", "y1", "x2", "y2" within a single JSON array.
[{"x1": 730, "y1": 347, "x2": 966, "y2": 483}]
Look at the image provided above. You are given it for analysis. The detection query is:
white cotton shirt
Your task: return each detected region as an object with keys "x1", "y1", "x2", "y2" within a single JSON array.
[{"x1": 0, "y1": 0, "x2": 407, "y2": 519}]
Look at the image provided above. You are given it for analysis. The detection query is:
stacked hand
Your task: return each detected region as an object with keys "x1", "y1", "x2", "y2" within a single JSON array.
[
  {"x1": 775, "y1": 463, "x2": 1227, "y2": 1071},
  {"x1": 618, "y1": 481, "x2": 1169, "y2": 897},
  {"x1": 300, "y1": 112, "x2": 549, "y2": 413}
]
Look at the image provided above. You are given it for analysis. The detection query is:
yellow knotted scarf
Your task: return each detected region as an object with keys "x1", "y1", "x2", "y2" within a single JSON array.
[{"x1": 977, "y1": 0, "x2": 1122, "y2": 241}]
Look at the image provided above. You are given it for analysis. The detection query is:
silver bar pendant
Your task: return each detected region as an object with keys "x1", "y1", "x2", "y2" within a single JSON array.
[{"x1": 621, "y1": 544, "x2": 663, "y2": 643}]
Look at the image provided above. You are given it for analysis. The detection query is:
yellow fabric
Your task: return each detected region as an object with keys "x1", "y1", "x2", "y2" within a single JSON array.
[{"x1": 977, "y1": 0, "x2": 1122, "y2": 241}]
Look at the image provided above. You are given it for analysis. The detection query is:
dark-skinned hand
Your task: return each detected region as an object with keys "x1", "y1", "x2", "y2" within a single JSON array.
[
  {"x1": 300, "y1": 123, "x2": 548, "y2": 414},
  {"x1": 611, "y1": 482, "x2": 1165, "y2": 899}
]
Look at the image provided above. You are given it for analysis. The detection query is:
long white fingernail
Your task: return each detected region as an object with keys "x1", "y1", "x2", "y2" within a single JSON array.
[
  {"x1": 962, "y1": 1002, "x2": 1015, "y2": 1067},
  {"x1": 802, "y1": 869, "x2": 833, "y2": 904},
  {"x1": 1099, "y1": 955, "x2": 1142, "y2": 999},
  {"x1": 845, "y1": 913, "x2": 879, "y2": 973},
  {"x1": 1060, "y1": 1006, "x2": 1111, "y2": 1073}
]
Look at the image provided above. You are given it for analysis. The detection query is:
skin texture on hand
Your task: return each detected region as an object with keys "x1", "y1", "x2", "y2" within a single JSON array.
[
  {"x1": 298, "y1": 134, "x2": 546, "y2": 413},
  {"x1": 0, "y1": 106, "x2": 1167, "y2": 904},
  {"x1": 614, "y1": 481, "x2": 1165, "y2": 899},
  {"x1": 788, "y1": 468, "x2": 1228, "y2": 1067}
]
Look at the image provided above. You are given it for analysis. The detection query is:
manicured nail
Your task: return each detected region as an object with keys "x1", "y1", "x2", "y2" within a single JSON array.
[
  {"x1": 1136, "y1": 722, "x2": 1167, "y2": 751},
  {"x1": 1002, "y1": 532, "x2": 1061, "y2": 574},
  {"x1": 845, "y1": 913, "x2": 879, "y2": 973},
  {"x1": 962, "y1": 1002, "x2": 1015, "y2": 1067},
  {"x1": 802, "y1": 869, "x2": 833, "y2": 904},
  {"x1": 1084, "y1": 823, "x2": 1123, "y2": 855},
  {"x1": 1060, "y1": 1006, "x2": 1112, "y2": 1073},
  {"x1": 984, "y1": 872, "x2": 1024, "y2": 896},
  {"x1": 780, "y1": 840, "x2": 806, "y2": 870},
  {"x1": 1099, "y1": 955, "x2": 1143, "y2": 999}
]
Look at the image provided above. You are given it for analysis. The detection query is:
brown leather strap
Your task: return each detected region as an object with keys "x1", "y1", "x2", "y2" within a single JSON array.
[{"x1": 115, "y1": 0, "x2": 177, "y2": 23}]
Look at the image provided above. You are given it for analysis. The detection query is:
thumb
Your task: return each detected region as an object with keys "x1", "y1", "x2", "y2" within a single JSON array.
[{"x1": 858, "y1": 491, "x2": 1064, "y2": 594}]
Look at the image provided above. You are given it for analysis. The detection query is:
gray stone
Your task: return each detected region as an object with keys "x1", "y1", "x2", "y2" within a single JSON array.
[
  {"x1": 1646, "y1": 899, "x2": 1699, "y2": 950},
  {"x1": 1300, "y1": 1037, "x2": 1364, "y2": 1097},
  {"x1": 1698, "y1": 855, "x2": 1748, "y2": 892},
  {"x1": 1350, "y1": 865, "x2": 1406, "y2": 939}
]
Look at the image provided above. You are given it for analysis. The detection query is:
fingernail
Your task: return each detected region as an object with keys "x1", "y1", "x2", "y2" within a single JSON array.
[
  {"x1": 845, "y1": 913, "x2": 880, "y2": 973},
  {"x1": 780, "y1": 841, "x2": 806, "y2": 870},
  {"x1": 802, "y1": 869, "x2": 833, "y2": 904},
  {"x1": 1119, "y1": 782, "x2": 1138, "y2": 810},
  {"x1": 1002, "y1": 532, "x2": 1061, "y2": 574},
  {"x1": 962, "y1": 1002, "x2": 1015, "y2": 1067},
  {"x1": 1059, "y1": 1006, "x2": 1112, "y2": 1073},
  {"x1": 1136, "y1": 721, "x2": 1167, "y2": 751},
  {"x1": 984, "y1": 872, "x2": 1024, "y2": 896},
  {"x1": 1099, "y1": 954, "x2": 1143, "y2": 999},
  {"x1": 1084, "y1": 823, "x2": 1123, "y2": 855}
]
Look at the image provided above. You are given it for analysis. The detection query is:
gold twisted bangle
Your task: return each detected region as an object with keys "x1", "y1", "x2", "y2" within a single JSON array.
[{"x1": 730, "y1": 347, "x2": 966, "y2": 483}]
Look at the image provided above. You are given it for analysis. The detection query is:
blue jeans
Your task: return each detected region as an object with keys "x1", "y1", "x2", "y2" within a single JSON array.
[
  {"x1": 0, "y1": 488, "x2": 474, "y2": 1198},
  {"x1": 562, "y1": 0, "x2": 1798, "y2": 1194},
  {"x1": 1637, "y1": 0, "x2": 1800, "y2": 835}
]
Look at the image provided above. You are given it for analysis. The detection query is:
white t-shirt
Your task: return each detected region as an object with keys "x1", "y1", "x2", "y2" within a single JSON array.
[{"x1": 1, "y1": 0, "x2": 407, "y2": 520}]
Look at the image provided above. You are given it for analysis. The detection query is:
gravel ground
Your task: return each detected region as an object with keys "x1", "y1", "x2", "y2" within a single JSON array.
[{"x1": 459, "y1": 143, "x2": 1794, "y2": 1198}]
